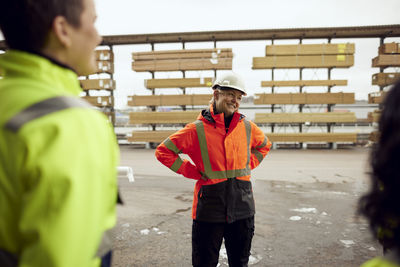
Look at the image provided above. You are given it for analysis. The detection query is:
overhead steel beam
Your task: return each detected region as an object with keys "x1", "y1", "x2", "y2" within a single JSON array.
[
  {"x1": 1, "y1": 24, "x2": 399, "y2": 49},
  {"x1": 100, "y1": 25, "x2": 400, "y2": 46}
]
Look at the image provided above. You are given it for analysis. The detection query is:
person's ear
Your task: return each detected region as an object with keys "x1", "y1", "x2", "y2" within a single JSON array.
[
  {"x1": 52, "y1": 16, "x2": 73, "y2": 48},
  {"x1": 213, "y1": 90, "x2": 219, "y2": 100}
]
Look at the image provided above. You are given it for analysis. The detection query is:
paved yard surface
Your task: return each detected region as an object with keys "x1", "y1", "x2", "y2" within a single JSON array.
[{"x1": 112, "y1": 146, "x2": 380, "y2": 267}]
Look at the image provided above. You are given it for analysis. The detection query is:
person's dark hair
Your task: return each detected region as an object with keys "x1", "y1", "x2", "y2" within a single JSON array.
[
  {"x1": 359, "y1": 80, "x2": 400, "y2": 250},
  {"x1": 0, "y1": 0, "x2": 84, "y2": 53}
]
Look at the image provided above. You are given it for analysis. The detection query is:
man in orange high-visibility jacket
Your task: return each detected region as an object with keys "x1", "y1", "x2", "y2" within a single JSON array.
[{"x1": 155, "y1": 72, "x2": 271, "y2": 267}]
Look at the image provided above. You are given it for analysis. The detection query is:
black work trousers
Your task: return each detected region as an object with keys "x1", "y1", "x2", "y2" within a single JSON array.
[{"x1": 192, "y1": 216, "x2": 254, "y2": 267}]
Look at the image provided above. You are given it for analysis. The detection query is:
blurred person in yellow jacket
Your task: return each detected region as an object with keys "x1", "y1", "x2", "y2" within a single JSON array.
[
  {"x1": 155, "y1": 72, "x2": 271, "y2": 267},
  {"x1": 0, "y1": 0, "x2": 119, "y2": 266},
  {"x1": 359, "y1": 80, "x2": 400, "y2": 267}
]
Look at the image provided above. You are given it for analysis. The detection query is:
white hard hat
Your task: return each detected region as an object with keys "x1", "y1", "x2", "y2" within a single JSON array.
[{"x1": 212, "y1": 72, "x2": 247, "y2": 96}]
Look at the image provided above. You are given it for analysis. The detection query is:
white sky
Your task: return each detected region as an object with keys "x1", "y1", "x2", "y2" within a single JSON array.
[
  {"x1": 2, "y1": 1, "x2": 400, "y2": 109},
  {"x1": 92, "y1": 0, "x2": 400, "y2": 108}
]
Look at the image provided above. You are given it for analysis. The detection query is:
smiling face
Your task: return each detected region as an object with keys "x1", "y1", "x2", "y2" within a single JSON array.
[{"x1": 214, "y1": 88, "x2": 243, "y2": 118}]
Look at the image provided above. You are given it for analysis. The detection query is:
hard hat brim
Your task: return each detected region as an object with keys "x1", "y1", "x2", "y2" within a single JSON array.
[{"x1": 212, "y1": 85, "x2": 247, "y2": 96}]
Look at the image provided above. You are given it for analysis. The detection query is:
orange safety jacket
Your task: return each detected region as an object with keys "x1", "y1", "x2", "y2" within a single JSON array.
[{"x1": 155, "y1": 104, "x2": 271, "y2": 223}]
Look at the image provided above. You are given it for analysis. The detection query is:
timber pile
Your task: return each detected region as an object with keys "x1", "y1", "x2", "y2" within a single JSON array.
[
  {"x1": 254, "y1": 92, "x2": 355, "y2": 105},
  {"x1": 372, "y1": 72, "x2": 400, "y2": 86},
  {"x1": 132, "y1": 48, "x2": 233, "y2": 72},
  {"x1": 261, "y1": 80, "x2": 347, "y2": 87},
  {"x1": 368, "y1": 91, "x2": 386, "y2": 104},
  {"x1": 80, "y1": 49, "x2": 115, "y2": 124},
  {"x1": 367, "y1": 110, "x2": 381, "y2": 123},
  {"x1": 253, "y1": 43, "x2": 355, "y2": 69},
  {"x1": 266, "y1": 133, "x2": 357, "y2": 143},
  {"x1": 129, "y1": 111, "x2": 199, "y2": 124},
  {"x1": 82, "y1": 96, "x2": 113, "y2": 107},
  {"x1": 127, "y1": 130, "x2": 358, "y2": 143},
  {"x1": 372, "y1": 43, "x2": 400, "y2": 67},
  {"x1": 127, "y1": 94, "x2": 211, "y2": 106},
  {"x1": 265, "y1": 43, "x2": 355, "y2": 56},
  {"x1": 80, "y1": 79, "x2": 115, "y2": 90},
  {"x1": 255, "y1": 112, "x2": 357, "y2": 124},
  {"x1": 145, "y1": 77, "x2": 214, "y2": 89},
  {"x1": 253, "y1": 55, "x2": 354, "y2": 69}
]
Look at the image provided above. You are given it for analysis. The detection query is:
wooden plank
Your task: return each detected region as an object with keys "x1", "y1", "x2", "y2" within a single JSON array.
[
  {"x1": 372, "y1": 72, "x2": 400, "y2": 86},
  {"x1": 129, "y1": 111, "x2": 199, "y2": 124},
  {"x1": 265, "y1": 43, "x2": 355, "y2": 56},
  {"x1": 255, "y1": 112, "x2": 357, "y2": 123},
  {"x1": 95, "y1": 50, "x2": 114, "y2": 61},
  {"x1": 261, "y1": 80, "x2": 347, "y2": 87},
  {"x1": 368, "y1": 91, "x2": 386, "y2": 104},
  {"x1": 254, "y1": 93, "x2": 355, "y2": 104},
  {"x1": 367, "y1": 110, "x2": 381, "y2": 123},
  {"x1": 379, "y1": 42, "x2": 400, "y2": 54},
  {"x1": 132, "y1": 48, "x2": 232, "y2": 60},
  {"x1": 132, "y1": 58, "x2": 232, "y2": 72},
  {"x1": 127, "y1": 94, "x2": 212, "y2": 106},
  {"x1": 133, "y1": 48, "x2": 232, "y2": 55},
  {"x1": 127, "y1": 130, "x2": 176, "y2": 143},
  {"x1": 145, "y1": 77, "x2": 214, "y2": 89},
  {"x1": 252, "y1": 55, "x2": 354, "y2": 69},
  {"x1": 266, "y1": 133, "x2": 357, "y2": 142},
  {"x1": 369, "y1": 131, "x2": 380, "y2": 142},
  {"x1": 127, "y1": 131, "x2": 357, "y2": 143},
  {"x1": 82, "y1": 96, "x2": 114, "y2": 107},
  {"x1": 372, "y1": 55, "x2": 400, "y2": 67},
  {"x1": 80, "y1": 79, "x2": 115, "y2": 90},
  {"x1": 94, "y1": 60, "x2": 114, "y2": 74}
]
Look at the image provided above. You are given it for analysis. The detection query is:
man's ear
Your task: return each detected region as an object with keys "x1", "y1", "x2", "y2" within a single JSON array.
[{"x1": 52, "y1": 16, "x2": 72, "y2": 48}]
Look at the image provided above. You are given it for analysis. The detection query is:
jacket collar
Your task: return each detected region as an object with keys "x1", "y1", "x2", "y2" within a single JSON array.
[
  {"x1": 0, "y1": 50, "x2": 82, "y2": 96},
  {"x1": 198, "y1": 104, "x2": 245, "y2": 129}
]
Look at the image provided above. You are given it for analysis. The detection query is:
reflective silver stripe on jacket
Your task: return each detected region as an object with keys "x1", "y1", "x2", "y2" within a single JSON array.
[
  {"x1": 194, "y1": 119, "x2": 251, "y2": 179},
  {"x1": 163, "y1": 137, "x2": 184, "y2": 172},
  {"x1": 3, "y1": 96, "x2": 112, "y2": 259},
  {"x1": 4, "y1": 96, "x2": 92, "y2": 132},
  {"x1": 0, "y1": 248, "x2": 18, "y2": 267},
  {"x1": 251, "y1": 136, "x2": 267, "y2": 163}
]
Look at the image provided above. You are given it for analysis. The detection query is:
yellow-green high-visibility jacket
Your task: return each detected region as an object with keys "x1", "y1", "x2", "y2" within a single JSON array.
[
  {"x1": 361, "y1": 257, "x2": 400, "y2": 267},
  {"x1": 0, "y1": 50, "x2": 119, "y2": 267}
]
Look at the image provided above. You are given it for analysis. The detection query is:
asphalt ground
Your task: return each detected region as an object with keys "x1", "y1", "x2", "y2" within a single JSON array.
[{"x1": 111, "y1": 146, "x2": 380, "y2": 267}]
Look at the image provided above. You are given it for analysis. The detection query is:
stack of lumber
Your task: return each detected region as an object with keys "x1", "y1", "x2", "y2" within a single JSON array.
[
  {"x1": 372, "y1": 42, "x2": 400, "y2": 67},
  {"x1": 254, "y1": 92, "x2": 355, "y2": 105},
  {"x1": 254, "y1": 112, "x2": 356, "y2": 124},
  {"x1": 92, "y1": 49, "x2": 114, "y2": 74},
  {"x1": 80, "y1": 79, "x2": 115, "y2": 90},
  {"x1": 82, "y1": 96, "x2": 113, "y2": 107},
  {"x1": 145, "y1": 77, "x2": 214, "y2": 89},
  {"x1": 261, "y1": 80, "x2": 347, "y2": 87},
  {"x1": 367, "y1": 110, "x2": 381, "y2": 123},
  {"x1": 368, "y1": 91, "x2": 386, "y2": 104},
  {"x1": 127, "y1": 94, "x2": 211, "y2": 107},
  {"x1": 80, "y1": 49, "x2": 115, "y2": 124},
  {"x1": 132, "y1": 48, "x2": 233, "y2": 72},
  {"x1": 253, "y1": 43, "x2": 355, "y2": 69},
  {"x1": 372, "y1": 72, "x2": 400, "y2": 86},
  {"x1": 266, "y1": 133, "x2": 357, "y2": 143},
  {"x1": 129, "y1": 111, "x2": 199, "y2": 124},
  {"x1": 127, "y1": 130, "x2": 358, "y2": 143}
]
